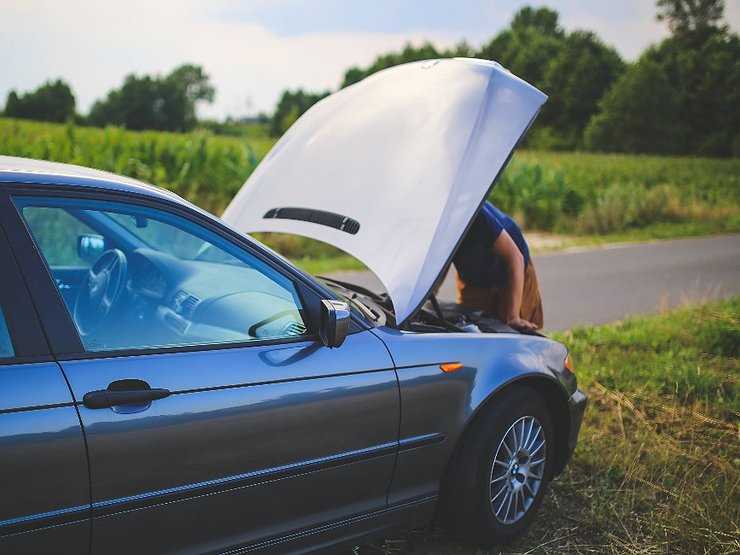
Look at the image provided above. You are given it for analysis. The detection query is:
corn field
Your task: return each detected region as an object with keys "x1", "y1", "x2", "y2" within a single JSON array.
[
  {"x1": 494, "y1": 151, "x2": 740, "y2": 234},
  {"x1": 0, "y1": 118, "x2": 274, "y2": 214},
  {"x1": 2, "y1": 117, "x2": 738, "y2": 250}
]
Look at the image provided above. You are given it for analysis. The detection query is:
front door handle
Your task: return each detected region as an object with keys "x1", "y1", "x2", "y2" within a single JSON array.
[{"x1": 83, "y1": 379, "x2": 171, "y2": 409}]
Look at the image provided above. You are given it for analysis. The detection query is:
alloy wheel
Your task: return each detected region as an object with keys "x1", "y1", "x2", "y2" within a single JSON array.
[{"x1": 489, "y1": 415, "x2": 547, "y2": 524}]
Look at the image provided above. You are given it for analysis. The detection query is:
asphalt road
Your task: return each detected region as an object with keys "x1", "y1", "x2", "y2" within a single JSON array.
[{"x1": 329, "y1": 234, "x2": 740, "y2": 331}]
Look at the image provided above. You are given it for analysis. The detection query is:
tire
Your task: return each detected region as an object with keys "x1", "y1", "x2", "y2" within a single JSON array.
[{"x1": 442, "y1": 385, "x2": 555, "y2": 546}]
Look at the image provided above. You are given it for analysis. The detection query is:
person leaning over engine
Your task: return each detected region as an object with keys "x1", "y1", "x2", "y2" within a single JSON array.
[{"x1": 453, "y1": 201, "x2": 543, "y2": 331}]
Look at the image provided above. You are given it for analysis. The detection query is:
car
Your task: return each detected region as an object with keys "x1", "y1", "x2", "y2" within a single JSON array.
[{"x1": 0, "y1": 58, "x2": 586, "y2": 554}]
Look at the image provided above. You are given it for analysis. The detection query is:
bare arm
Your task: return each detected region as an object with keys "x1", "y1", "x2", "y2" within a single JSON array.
[{"x1": 492, "y1": 230, "x2": 536, "y2": 331}]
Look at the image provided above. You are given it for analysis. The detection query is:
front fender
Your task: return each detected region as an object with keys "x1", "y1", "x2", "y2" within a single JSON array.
[{"x1": 371, "y1": 327, "x2": 570, "y2": 505}]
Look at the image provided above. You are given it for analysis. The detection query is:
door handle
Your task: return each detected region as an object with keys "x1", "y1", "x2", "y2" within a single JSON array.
[{"x1": 83, "y1": 380, "x2": 171, "y2": 409}]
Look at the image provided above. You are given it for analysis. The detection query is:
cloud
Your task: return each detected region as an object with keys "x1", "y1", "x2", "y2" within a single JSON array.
[
  {"x1": 2, "y1": 0, "x2": 736, "y2": 119},
  {"x1": 212, "y1": 0, "x2": 507, "y2": 39},
  {"x1": 558, "y1": 0, "x2": 669, "y2": 59},
  {"x1": 0, "y1": 0, "x2": 466, "y2": 118}
]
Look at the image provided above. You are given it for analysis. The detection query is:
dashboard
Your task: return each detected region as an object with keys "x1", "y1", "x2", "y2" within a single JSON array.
[
  {"x1": 120, "y1": 248, "x2": 308, "y2": 348},
  {"x1": 129, "y1": 253, "x2": 168, "y2": 299}
]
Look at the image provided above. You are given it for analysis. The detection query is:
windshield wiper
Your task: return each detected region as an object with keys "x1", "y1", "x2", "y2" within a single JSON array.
[
  {"x1": 317, "y1": 276, "x2": 384, "y2": 322},
  {"x1": 316, "y1": 276, "x2": 383, "y2": 301},
  {"x1": 346, "y1": 293, "x2": 381, "y2": 322}
]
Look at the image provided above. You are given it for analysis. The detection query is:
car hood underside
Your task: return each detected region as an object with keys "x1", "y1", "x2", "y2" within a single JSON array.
[{"x1": 223, "y1": 58, "x2": 547, "y2": 325}]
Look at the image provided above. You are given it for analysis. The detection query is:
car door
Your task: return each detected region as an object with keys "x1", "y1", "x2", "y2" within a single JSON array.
[
  {"x1": 6, "y1": 189, "x2": 399, "y2": 555},
  {"x1": 0, "y1": 219, "x2": 90, "y2": 554}
]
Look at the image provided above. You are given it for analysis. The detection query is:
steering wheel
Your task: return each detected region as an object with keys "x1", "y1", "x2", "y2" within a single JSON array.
[{"x1": 74, "y1": 249, "x2": 128, "y2": 336}]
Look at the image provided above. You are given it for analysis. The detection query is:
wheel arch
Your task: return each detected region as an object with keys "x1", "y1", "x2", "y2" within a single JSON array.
[{"x1": 439, "y1": 374, "x2": 572, "y2": 512}]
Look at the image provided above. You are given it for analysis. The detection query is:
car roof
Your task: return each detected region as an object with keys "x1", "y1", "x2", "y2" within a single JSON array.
[{"x1": 0, "y1": 155, "x2": 185, "y2": 204}]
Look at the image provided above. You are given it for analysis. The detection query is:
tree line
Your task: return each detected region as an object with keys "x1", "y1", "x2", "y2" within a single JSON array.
[
  {"x1": 3, "y1": 0, "x2": 738, "y2": 157},
  {"x1": 4, "y1": 64, "x2": 214, "y2": 133}
]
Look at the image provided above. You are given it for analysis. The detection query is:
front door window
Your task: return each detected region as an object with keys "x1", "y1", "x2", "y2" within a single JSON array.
[{"x1": 15, "y1": 197, "x2": 308, "y2": 352}]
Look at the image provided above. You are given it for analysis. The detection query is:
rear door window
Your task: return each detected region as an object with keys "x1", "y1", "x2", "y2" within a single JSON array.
[{"x1": 0, "y1": 306, "x2": 14, "y2": 358}]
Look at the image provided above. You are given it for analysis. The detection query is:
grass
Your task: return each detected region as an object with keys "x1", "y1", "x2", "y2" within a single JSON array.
[
  {"x1": 368, "y1": 298, "x2": 740, "y2": 554},
  {"x1": 292, "y1": 254, "x2": 366, "y2": 275},
  {"x1": 2, "y1": 118, "x2": 739, "y2": 272}
]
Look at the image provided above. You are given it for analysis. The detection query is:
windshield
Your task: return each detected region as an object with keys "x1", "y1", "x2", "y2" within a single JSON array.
[{"x1": 107, "y1": 212, "x2": 241, "y2": 265}]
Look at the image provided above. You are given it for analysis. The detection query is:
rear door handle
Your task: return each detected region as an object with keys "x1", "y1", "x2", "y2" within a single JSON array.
[{"x1": 83, "y1": 382, "x2": 171, "y2": 409}]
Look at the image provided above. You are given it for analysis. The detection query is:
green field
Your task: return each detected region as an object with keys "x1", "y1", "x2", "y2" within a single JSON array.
[
  {"x1": 370, "y1": 299, "x2": 739, "y2": 554},
  {"x1": 497, "y1": 151, "x2": 740, "y2": 234},
  {"x1": 2, "y1": 117, "x2": 738, "y2": 271},
  {"x1": 0, "y1": 117, "x2": 273, "y2": 214}
]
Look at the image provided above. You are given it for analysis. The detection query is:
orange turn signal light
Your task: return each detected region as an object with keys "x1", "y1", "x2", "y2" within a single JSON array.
[{"x1": 440, "y1": 362, "x2": 463, "y2": 373}]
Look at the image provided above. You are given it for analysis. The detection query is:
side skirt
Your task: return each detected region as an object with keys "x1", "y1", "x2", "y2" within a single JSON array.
[{"x1": 223, "y1": 495, "x2": 438, "y2": 554}]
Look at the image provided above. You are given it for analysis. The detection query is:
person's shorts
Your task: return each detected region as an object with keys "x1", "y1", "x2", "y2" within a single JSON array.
[{"x1": 455, "y1": 261, "x2": 544, "y2": 328}]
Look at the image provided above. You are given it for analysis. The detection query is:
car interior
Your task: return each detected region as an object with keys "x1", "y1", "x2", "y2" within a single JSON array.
[{"x1": 17, "y1": 200, "x2": 308, "y2": 353}]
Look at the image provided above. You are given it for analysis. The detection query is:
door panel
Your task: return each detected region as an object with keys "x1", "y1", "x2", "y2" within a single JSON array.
[
  {"x1": 91, "y1": 457, "x2": 395, "y2": 555},
  {"x1": 61, "y1": 331, "x2": 398, "y2": 554},
  {"x1": 0, "y1": 211, "x2": 90, "y2": 553},
  {"x1": 0, "y1": 363, "x2": 90, "y2": 552}
]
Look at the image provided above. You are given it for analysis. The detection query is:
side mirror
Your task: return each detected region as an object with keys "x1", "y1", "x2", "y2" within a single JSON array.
[
  {"x1": 77, "y1": 234, "x2": 106, "y2": 262},
  {"x1": 319, "y1": 299, "x2": 351, "y2": 348}
]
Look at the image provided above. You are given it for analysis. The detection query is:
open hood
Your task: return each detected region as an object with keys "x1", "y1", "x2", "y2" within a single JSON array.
[{"x1": 223, "y1": 58, "x2": 547, "y2": 325}]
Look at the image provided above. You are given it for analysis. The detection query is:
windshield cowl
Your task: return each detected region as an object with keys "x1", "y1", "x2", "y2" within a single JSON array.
[{"x1": 319, "y1": 279, "x2": 390, "y2": 326}]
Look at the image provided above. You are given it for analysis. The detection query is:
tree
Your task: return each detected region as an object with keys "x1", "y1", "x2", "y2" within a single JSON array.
[
  {"x1": 584, "y1": 57, "x2": 686, "y2": 154},
  {"x1": 510, "y1": 5, "x2": 563, "y2": 36},
  {"x1": 164, "y1": 64, "x2": 216, "y2": 130},
  {"x1": 541, "y1": 31, "x2": 624, "y2": 148},
  {"x1": 268, "y1": 42, "x2": 452, "y2": 136},
  {"x1": 260, "y1": 2, "x2": 735, "y2": 155},
  {"x1": 270, "y1": 41, "x2": 474, "y2": 137},
  {"x1": 477, "y1": 7, "x2": 564, "y2": 88},
  {"x1": 89, "y1": 64, "x2": 214, "y2": 131},
  {"x1": 267, "y1": 7, "x2": 624, "y2": 149},
  {"x1": 4, "y1": 91, "x2": 20, "y2": 116},
  {"x1": 4, "y1": 79, "x2": 76, "y2": 122},
  {"x1": 477, "y1": 7, "x2": 623, "y2": 149},
  {"x1": 585, "y1": 0, "x2": 739, "y2": 156},
  {"x1": 269, "y1": 89, "x2": 330, "y2": 137},
  {"x1": 477, "y1": 27, "x2": 562, "y2": 89},
  {"x1": 657, "y1": 0, "x2": 726, "y2": 39},
  {"x1": 340, "y1": 42, "x2": 447, "y2": 88}
]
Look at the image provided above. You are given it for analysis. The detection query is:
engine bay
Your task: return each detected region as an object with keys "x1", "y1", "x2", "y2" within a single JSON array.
[{"x1": 319, "y1": 277, "x2": 522, "y2": 335}]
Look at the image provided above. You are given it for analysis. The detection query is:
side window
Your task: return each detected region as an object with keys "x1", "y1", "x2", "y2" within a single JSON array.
[
  {"x1": 0, "y1": 307, "x2": 14, "y2": 358},
  {"x1": 14, "y1": 196, "x2": 308, "y2": 353},
  {"x1": 22, "y1": 206, "x2": 98, "y2": 267}
]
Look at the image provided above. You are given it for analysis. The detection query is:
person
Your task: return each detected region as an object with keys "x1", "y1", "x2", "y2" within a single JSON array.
[{"x1": 453, "y1": 201, "x2": 543, "y2": 331}]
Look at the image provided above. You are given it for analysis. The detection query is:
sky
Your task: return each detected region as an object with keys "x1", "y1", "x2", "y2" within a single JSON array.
[{"x1": 2, "y1": 0, "x2": 739, "y2": 119}]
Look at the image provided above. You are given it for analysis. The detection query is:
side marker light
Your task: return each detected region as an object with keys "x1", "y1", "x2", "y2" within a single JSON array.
[{"x1": 440, "y1": 362, "x2": 463, "y2": 373}]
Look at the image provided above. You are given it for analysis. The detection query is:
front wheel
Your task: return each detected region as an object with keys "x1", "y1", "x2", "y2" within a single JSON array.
[{"x1": 442, "y1": 386, "x2": 555, "y2": 546}]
